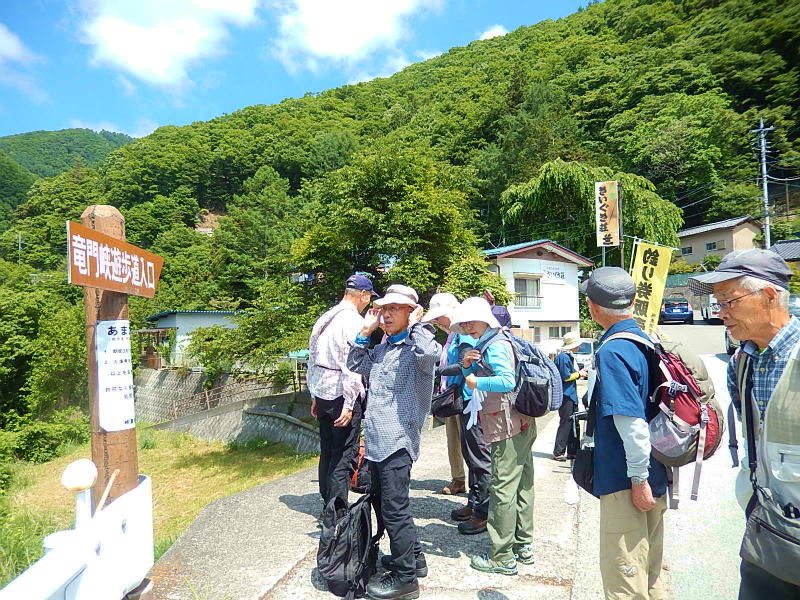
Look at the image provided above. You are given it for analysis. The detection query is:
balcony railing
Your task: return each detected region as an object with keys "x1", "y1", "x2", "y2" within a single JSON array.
[{"x1": 515, "y1": 294, "x2": 543, "y2": 309}]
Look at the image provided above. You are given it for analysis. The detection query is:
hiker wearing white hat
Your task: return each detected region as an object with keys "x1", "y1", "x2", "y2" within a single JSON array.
[
  {"x1": 452, "y1": 297, "x2": 536, "y2": 576},
  {"x1": 423, "y1": 293, "x2": 469, "y2": 496},
  {"x1": 347, "y1": 284, "x2": 440, "y2": 600},
  {"x1": 552, "y1": 331, "x2": 588, "y2": 461}
]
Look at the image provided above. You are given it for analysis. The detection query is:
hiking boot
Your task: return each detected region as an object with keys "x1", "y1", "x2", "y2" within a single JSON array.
[
  {"x1": 366, "y1": 572, "x2": 419, "y2": 600},
  {"x1": 450, "y1": 505, "x2": 473, "y2": 522},
  {"x1": 458, "y1": 516, "x2": 488, "y2": 535},
  {"x1": 470, "y1": 554, "x2": 517, "y2": 576},
  {"x1": 513, "y1": 544, "x2": 535, "y2": 565},
  {"x1": 380, "y1": 553, "x2": 428, "y2": 578},
  {"x1": 441, "y1": 478, "x2": 466, "y2": 495}
]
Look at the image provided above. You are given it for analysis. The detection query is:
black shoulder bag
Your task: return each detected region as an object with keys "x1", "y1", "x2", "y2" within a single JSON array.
[{"x1": 572, "y1": 384, "x2": 598, "y2": 498}]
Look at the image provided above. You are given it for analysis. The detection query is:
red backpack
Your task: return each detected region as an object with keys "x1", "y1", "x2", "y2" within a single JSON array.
[{"x1": 605, "y1": 332, "x2": 723, "y2": 508}]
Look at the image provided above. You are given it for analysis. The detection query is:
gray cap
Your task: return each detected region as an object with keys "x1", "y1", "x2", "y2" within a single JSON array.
[
  {"x1": 688, "y1": 249, "x2": 792, "y2": 295},
  {"x1": 579, "y1": 266, "x2": 636, "y2": 309}
]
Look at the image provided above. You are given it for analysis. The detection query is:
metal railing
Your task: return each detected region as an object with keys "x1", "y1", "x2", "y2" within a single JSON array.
[{"x1": 514, "y1": 294, "x2": 543, "y2": 309}]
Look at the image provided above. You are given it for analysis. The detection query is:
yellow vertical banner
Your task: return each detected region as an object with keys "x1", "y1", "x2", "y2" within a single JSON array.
[{"x1": 630, "y1": 241, "x2": 671, "y2": 335}]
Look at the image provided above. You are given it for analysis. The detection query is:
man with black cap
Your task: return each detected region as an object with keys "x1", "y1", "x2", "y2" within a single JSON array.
[
  {"x1": 581, "y1": 266, "x2": 669, "y2": 599},
  {"x1": 690, "y1": 249, "x2": 800, "y2": 599},
  {"x1": 308, "y1": 274, "x2": 376, "y2": 510}
]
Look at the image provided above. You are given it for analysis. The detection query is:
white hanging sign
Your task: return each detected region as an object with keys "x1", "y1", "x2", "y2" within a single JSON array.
[{"x1": 95, "y1": 319, "x2": 135, "y2": 432}]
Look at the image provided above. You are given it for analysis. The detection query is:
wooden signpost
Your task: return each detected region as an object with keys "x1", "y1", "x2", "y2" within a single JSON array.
[{"x1": 68, "y1": 206, "x2": 163, "y2": 510}]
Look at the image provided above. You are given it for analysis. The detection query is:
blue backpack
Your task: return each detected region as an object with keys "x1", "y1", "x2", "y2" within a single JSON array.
[{"x1": 475, "y1": 329, "x2": 563, "y2": 417}]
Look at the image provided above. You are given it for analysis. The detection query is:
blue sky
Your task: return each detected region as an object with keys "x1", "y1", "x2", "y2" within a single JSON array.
[{"x1": 0, "y1": 1, "x2": 586, "y2": 138}]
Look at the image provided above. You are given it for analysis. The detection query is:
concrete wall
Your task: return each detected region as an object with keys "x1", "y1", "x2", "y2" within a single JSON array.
[
  {"x1": 134, "y1": 368, "x2": 304, "y2": 424},
  {"x1": 150, "y1": 391, "x2": 318, "y2": 454}
]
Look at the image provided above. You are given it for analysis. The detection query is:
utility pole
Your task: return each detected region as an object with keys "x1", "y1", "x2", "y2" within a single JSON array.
[{"x1": 751, "y1": 117, "x2": 774, "y2": 248}]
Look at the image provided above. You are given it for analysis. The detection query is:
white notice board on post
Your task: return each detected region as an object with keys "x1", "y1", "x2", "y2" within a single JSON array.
[{"x1": 95, "y1": 319, "x2": 135, "y2": 432}]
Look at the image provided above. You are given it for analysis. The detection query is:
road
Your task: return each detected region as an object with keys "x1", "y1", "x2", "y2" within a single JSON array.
[{"x1": 650, "y1": 320, "x2": 745, "y2": 599}]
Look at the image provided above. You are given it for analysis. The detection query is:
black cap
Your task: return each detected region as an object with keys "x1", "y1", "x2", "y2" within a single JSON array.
[
  {"x1": 579, "y1": 267, "x2": 636, "y2": 309},
  {"x1": 345, "y1": 274, "x2": 378, "y2": 296},
  {"x1": 688, "y1": 249, "x2": 792, "y2": 295}
]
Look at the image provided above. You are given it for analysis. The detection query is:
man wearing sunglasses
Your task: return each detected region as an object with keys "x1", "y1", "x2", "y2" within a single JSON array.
[{"x1": 690, "y1": 249, "x2": 800, "y2": 599}]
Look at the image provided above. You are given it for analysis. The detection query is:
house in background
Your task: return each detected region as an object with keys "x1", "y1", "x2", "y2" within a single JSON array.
[
  {"x1": 143, "y1": 310, "x2": 241, "y2": 366},
  {"x1": 770, "y1": 238, "x2": 800, "y2": 264},
  {"x1": 484, "y1": 239, "x2": 594, "y2": 347},
  {"x1": 677, "y1": 215, "x2": 761, "y2": 265}
]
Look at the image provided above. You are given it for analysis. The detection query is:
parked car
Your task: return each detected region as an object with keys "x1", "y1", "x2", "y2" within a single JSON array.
[
  {"x1": 575, "y1": 339, "x2": 596, "y2": 370},
  {"x1": 701, "y1": 294, "x2": 722, "y2": 323},
  {"x1": 659, "y1": 297, "x2": 694, "y2": 324},
  {"x1": 725, "y1": 294, "x2": 800, "y2": 354}
]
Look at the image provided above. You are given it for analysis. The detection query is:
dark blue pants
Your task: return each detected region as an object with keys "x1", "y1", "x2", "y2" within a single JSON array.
[
  {"x1": 739, "y1": 560, "x2": 800, "y2": 600},
  {"x1": 460, "y1": 411, "x2": 490, "y2": 519},
  {"x1": 371, "y1": 449, "x2": 422, "y2": 584},
  {"x1": 317, "y1": 396, "x2": 361, "y2": 506}
]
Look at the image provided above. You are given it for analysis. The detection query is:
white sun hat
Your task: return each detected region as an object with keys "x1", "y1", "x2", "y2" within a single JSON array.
[
  {"x1": 374, "y1": 283, "x2": 419, "y2": 307},
  {"x1": 423, "y1": 292, "x2": 459, "y2": 323},
  {"x1": 450, "y1": 296, "x2": 501, "y2": 335},
  {"x1": 561, "y1": 331, "x2": 581, "y2": 351}
]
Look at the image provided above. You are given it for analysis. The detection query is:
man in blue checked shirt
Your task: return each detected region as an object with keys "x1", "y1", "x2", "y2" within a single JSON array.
[
  {"x1": 347, "y1": 284, "x2": 440, "y2": 600},
  {"x1": 690, "y1": 249, "x2": 800, "y2": 600}
]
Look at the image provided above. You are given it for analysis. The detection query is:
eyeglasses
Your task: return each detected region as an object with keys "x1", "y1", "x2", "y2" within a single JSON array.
[
  {"x1": 716, "y1": 289, "x2": 761, "y2": 309},
  {"x1": 381, "y1": 305, "x2": 410, "y2": 314}
]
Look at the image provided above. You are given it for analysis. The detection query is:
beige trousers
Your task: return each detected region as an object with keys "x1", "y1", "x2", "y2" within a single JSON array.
[
  {"x1": 445, "y1": 414, "x2": 465, "y2": 480},
  {"x1": 599, "y1": 490, "x2": 667, "y2": 600}
]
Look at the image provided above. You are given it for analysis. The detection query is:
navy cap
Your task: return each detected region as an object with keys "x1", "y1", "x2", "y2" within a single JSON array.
[
  {"x1": 688, "y1": 249, "x2": 792, "y2": 295},
  {"x1": 346, "y1": 274, "x2": 378, "y2": 296},
  {"x1": 579, "y1": 266, "x2": 636, "y2": 309}
]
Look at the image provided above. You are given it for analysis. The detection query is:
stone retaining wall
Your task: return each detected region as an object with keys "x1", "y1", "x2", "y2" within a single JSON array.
[{"x1": 150, "y1": 391, "x2": 318, "y2": 453}]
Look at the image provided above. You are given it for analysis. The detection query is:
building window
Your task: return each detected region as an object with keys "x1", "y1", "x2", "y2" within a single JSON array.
[
  {"x1": 561, "y1": 326, "x2": 571, "y2": 337},
  {"x1": 533, "y1": 327, "x2": 541, "y2": 343},
  {"x1": 514, "y1": 277, "x2": 542, "y2": 308},
  {"x1": 549, "y1": 326, "x2": 571, "y2": 338},
  {"x1": 548, "y1": 326, "x2": 559, "y2": 338},
  {"x1": 681, "y1": 246, "x2": 693, "y2": 256},
  {"x1": 705, "y1": 240, "x2": 725, "y2": 252}
]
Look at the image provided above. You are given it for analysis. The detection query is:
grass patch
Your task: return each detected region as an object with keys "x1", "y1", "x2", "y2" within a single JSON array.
[{"x1": 0, "y1": 428, "x2": 318, "y2": 585}]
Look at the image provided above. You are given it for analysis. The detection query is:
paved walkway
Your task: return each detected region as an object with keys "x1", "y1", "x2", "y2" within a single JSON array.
[{"x1": 151, "y1": 395, "x2": 744, "y2": 600}]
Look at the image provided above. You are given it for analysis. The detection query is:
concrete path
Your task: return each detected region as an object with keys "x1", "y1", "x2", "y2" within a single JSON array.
[{"x1": 149, "y1": 410, "x2": 589, "y2": 600}]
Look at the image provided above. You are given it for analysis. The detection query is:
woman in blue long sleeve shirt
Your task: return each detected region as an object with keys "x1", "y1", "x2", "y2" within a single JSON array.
[{"x1": 451, "y1": 297, "x2": 536, "y2": 577}]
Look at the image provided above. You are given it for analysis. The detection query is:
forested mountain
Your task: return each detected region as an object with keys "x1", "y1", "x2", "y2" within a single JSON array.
[
  {"x1": 0, "y1": 0, "x2": 798, "y2": 461},
  {"x1": 0, "y1": 150, "x2": 35, "y2": 233},
  {"x1": 0, "y1": 128, "x2": 132, "y2": 178}
]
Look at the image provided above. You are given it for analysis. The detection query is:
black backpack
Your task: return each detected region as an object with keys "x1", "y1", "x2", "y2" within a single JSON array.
[{"x1": 317, "y1": 493, "x2": 384, "y2": 599}]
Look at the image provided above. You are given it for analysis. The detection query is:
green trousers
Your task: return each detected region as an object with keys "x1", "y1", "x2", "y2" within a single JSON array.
[{"x1": 487, "y1": 420, "x2": 537, "y2": 561}]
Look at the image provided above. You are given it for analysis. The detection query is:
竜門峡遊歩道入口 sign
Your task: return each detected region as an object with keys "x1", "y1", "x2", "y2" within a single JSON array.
[{"x1": 67, "y1": 220, "x2": 163, "y2": 298}]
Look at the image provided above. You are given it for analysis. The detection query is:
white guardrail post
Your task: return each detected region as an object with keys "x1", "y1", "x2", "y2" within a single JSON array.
[{"x1": 0, "y1": 460, "x2": 154, "y2": 600}]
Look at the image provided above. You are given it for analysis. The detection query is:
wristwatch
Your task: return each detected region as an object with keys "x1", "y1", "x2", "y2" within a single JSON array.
[{"x1": 630, "y1": 476, "x2": 647, "y2": 486}]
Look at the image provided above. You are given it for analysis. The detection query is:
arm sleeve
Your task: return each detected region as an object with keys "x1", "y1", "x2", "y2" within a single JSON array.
[
  {"x1": 408, "y1": 323, "x2": 441, "y2": 374},
  {"x1": 475, "y1": 342, "x2": 516, "y2": 393},
  {"x1": 595, "y1": 345, "x2": 647, "y2": 419},
  {"x1": 333, "y1": 313, "x2": 365, "y2": 411},
  {"x1": 612, "y1": 414, "x2": 651, "y2": 480},
  {"x1": 347, "y1": 336, "x2": 373, "y2": 379}
]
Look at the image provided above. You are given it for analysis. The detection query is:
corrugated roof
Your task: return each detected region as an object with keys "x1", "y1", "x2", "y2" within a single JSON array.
[
  {"x1": 770, "y1": 238, "x2": 800, "y2": 262},
  {"x1": 677, "y1": 215, "x2": 759, "y2": 238},
  {"x1": 483, "y1": 239, "x2": 594, "y2": 266},
  {"x1": 145, "y1": 310, "x2": 243, "y2": 322}
]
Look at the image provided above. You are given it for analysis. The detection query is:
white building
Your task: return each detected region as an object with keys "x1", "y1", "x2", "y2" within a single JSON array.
[
  {"x1": 484, "y1": 239, "x2": 594, "y2": 346},
  {"x1": 143, "y1": 310, "x2": 240, "y2": 366}
]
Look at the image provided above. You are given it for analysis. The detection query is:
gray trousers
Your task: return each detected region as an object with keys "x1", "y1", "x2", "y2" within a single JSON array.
[{"x1": 459, "y1": 410, "x2": 490, "y2": 519}]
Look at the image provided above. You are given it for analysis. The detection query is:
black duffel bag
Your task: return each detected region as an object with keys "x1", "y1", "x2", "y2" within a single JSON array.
[
  {"x1": 431, "y1": 383, "x2": 463, "y2": 418},
  {"x1": 572, "y1": 392, "x2": 599, "y2": 498}
]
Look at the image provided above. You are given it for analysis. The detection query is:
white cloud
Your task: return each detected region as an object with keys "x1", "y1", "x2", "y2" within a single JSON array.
[
  {"x1": 415, "y1": 49, "x2": 441, "y2": 61},
  {"x1": 479, "y1": 24, "x2": 508, "y2": 40},
  {"x1": 116, "y1": 74, "x2": 136, "y2": 96},
  {"x1": 68, "y1": 116, "x2": 158, "y2": 138},
  {"x1": 272, "y1": 0, "x2": 440, "y2": 72},
  {"x1": 0, "y1": 22, "x2": 49, "y2": 103},
  {"x1": 80, "y1": 0, "x2": 260, "y2": 88}
]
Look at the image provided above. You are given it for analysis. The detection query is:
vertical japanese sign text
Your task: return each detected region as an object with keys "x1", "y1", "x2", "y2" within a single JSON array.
[
  {"x1": 630, "y1": 242, "x2": 671, "y2": 335},
  {"x1": 595, "y1": 181, "x2": 620, "y2": 247}
]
